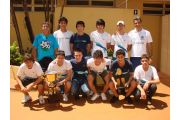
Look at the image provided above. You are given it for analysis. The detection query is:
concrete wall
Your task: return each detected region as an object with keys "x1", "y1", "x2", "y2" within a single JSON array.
[
  {"x1": 160, "y1": 15, "x2": 170, "y2": 76},
  {"x1": 10, "y1": 12, "x2": 45, "y2": 49},
  {"x1": 142, "y1": 15, "x2": 162, "y2": 70},
  {"x1": 54, "y1": 7, "x2": 138, "y2": 34}
]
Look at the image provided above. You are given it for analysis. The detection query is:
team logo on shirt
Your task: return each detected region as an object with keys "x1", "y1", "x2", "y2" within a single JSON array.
[
  {"x1": 40, "y1": 41, "x2": 50, "y2": 50},
  {"x1": 115, "y1": 68, "x2": 122, "y2": 76},
  {"x1": 140, "y1": 36, "x2": 145, "y2": 40}
]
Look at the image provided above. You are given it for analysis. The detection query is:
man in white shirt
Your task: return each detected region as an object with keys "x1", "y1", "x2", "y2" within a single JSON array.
[
  {"x1": 134, "y1": 54, "x2": 160, "y2": 105},
  {"x1": 14, "y1": 54, "x2": 48, "y2": 104},
  {"x1": 47, "y1": 50, "x2": 72, "y2": 102},
  {"x1": 53, "y1": 16, "x2": 73, "y2": 60},
  {"x1": 111, "y1": 20, "x2": 131, "y2": 60},
  {"x1": 87, "y1": 50, "x2": 111, "y2": 101},
  {"x1": 90, "y1": 19, "x2": 111, "y2": 58},
  {"x1": 128, "y1": 16, "x2": 153, "y2": 69}
]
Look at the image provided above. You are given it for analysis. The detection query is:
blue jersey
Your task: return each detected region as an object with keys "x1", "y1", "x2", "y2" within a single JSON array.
[
  {"x1": 70, "y1": 33, "x2": 91, "y2": 56},
  {"x1": 33, "y1": 33, "x2": 59, "y2": 61},
  {"x1": 70, "y1": 58, "x2": 88, "y2": 81},
  {"x1": 110, "y1": 59, "x2": 134, "y2": 83}
]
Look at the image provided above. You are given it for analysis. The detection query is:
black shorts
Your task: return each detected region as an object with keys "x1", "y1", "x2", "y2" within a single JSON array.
[
  {"x1": 38, "y1": 57, "x2": 53, "y2": 72},
  {"x1": 21, "y1": 77, "x2": 37, "y2": 87},
  {"x1": 21, "y1": 77, "x2": 44, "y2": 87}
]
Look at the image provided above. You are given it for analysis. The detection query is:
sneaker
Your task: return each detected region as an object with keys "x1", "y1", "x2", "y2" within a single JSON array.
[
  {"x1": 74, "y1": 95, "x2": 80, "y2": 100},
  {"x1": 21, "y1": 95, "x2": 32, "y2": 103},
  {"x1": 91, "y1": 93, "x2": 100, "y2": 101},
  {"x1": 110, "y1": 96, "x2": 119, "y2": 103},
  {"x1": 147, "y1": 100, "x2": 152, "y2": 105},
  {"x1": 101, "y1": 93, "x2": 107, "y2": 101},
  {"x1": 125, "y1": 96, "x2": 133, "y2": 104},
  {"x1": 39, "y1": 95, "x2": 45, "y2": 104},
  {"x1": 89, "y1": 90, "x2": 94, "y2": 96},
  {"x1": 63, "y1": 94, "x2": 68, "y2": 102}
]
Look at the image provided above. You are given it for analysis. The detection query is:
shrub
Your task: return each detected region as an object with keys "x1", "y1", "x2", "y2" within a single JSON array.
[{"x1": 10, "y1": 41, "x2": 23, "y2": 66}]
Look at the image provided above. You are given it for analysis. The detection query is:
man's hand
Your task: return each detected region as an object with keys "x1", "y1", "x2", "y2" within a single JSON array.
[
  {"x1": 56, "y1": 81, "x2": 64, "y2": 87},
  {"x1": 140, "y1": 90, "x2": 146, "y2": 99},
  {"x1": 114, "y1": 81, "x2": 118, "y2": 89},
  {"x1": 143, "y1": 81, "x2": 150, "y2": 91},
  {"x1": 21, "y1": 87, "x2": 28, "y2": 92}
]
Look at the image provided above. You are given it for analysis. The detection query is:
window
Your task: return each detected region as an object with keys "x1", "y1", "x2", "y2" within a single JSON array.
[{"x1": 143, "y1": 2, "x2": 170, "y2": 15}]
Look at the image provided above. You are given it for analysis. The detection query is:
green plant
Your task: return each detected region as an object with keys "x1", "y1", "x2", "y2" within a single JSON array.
[
  {"x1": 10, "y1": 41, "x2": 23, "y2": 65},
  {"x1": 107, "y1": 48, "x2": 113, "y2": 57}
]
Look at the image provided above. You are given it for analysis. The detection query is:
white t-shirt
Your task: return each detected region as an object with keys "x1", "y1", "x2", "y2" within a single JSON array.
[
  {"x1": 47, "y1": 59, "x2": 72, "y2": 75},
  {"x1": 111, "y1": 32, "x2": 131, "y2": 58},
  {"x1": 128, "y1": 28, "x2": 152, "y2": 57},
  {"x1": 134, "y1": 65, "x2": 159, "y2": 82},
  {"x1": 53, "y1": 30, "x2": 73, "y2": 56},
  {"x1": 87, "y1": 58, "x2": 111, "y2": 73},
  {"x1": 17, "y1": 61, "x2": 43, "y2": 79},
  {"x1": 90, "y1": 30, "x2": 111, "y2": 57}
]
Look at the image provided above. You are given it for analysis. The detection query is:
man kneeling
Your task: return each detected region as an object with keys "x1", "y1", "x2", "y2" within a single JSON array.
[
  {"x1": 14, "y1": 54, "x2": 48, "y2": 104},
  {"x1": 109, "y1": 49, "x2": 137, "y2": 104}
]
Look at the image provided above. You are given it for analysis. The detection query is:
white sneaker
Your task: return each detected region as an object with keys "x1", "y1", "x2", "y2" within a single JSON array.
[
  {"x1": 63, "y1": 94, "x2": 68, "y2": 102},
  {"x1": 21, "y1": 95, "x2": 32, "y2": 103},
  {"x1": 101, "y1": 93, "x2": 107, "y2": 101},
  {"x1": 91, "y1": 93, "x2": 100, "y2": 101},
  {"x1": 39, "y1": 95, "x2": 45, "y2": 104},
  {"x1": 89, "y1": 90, "x2": 94, "y2": 96}
]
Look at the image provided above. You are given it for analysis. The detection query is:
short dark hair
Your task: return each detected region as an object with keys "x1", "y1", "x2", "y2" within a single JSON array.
[
  {"x1": 96, "y1": 19, "x2": 105, "y2": 27},
  {"x1": 133, "y1": 16, "x2": 142, "y2": 23},
  {"x1": 42, "y1": 21, "x2": 49, "y2": 26},
  {"x1": 56, "y1": 50, "x2": 65, "y2": 57},
  {"x1": 58, "y1": 16, "x2": 68, "y2": 24},
  {"x1": 74, "y1": 48, "x2": 83, "y2": 54},
  {"x1": 141, "y1": 54, "x2": 150, "y2": 60},
  {"x1": 76, "y1": 20, "x2": 85, "y2": 28},
  {"x1": 116, "y1": 49, "x2": 125, "y2": 57},
  {"x1": 23, "y1": 54, "x2": 34, "y2": 62},
  {"x1": 93, "y1": 50, "x2": 103, "y2": 59}
]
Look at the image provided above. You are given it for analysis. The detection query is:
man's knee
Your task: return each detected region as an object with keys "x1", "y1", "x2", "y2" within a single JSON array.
[
  {"x1": 150, "y1": 84, "x2": 157, "y2": 92},
  {"x1": 14, "y1": 83, "x2": 20, "y2": 90}
]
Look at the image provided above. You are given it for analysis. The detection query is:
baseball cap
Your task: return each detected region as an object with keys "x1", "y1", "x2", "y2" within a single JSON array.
[{"x1": 116, "y1": 20, "x2": 125, "y2": 25}]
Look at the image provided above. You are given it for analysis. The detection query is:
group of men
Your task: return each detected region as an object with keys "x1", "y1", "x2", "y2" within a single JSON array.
[{"x1": 14, "y1": 16, "x2": 160, "y2": 106}]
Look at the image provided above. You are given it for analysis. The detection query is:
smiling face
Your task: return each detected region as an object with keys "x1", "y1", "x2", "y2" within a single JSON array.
[
  {"x1": 25, "y1": 60, "x2": 33, "y2": 69},
  {"x1": 117, "y1": 23, "x2": 125, "y2": 32},
  {"x1": 94, "y1": 58, "x2": 103, "y2": 66},
  {"x1": 96, "y1": 24, "x2": 104, "y2": 33},
  {"x1": 74, "y1": 51, "x2": 83, "y2": 63},
  {"x1": 42, "y1": 23, "x2": 50, "y2": 35},
  {"x1": 117, "y1": 54, "x2": 125, "y2": 64},
  {"x1": 133, "y1": 19, "x2": 142, "y2": 30},
  {"x1": 59, "y1": 21, "x2": 67, "y2": 31},
  {"x1": 56, "y1": 55, "x2": 65, "y2": 66},
  {"x1": 141, "y1": 58, "x2": 150, "y2": 70},
  {"x1": 76, "y1": 24, "x2": 84, "y2": 34}
]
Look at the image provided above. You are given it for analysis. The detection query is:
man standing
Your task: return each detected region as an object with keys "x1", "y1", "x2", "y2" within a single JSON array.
[
  {"x1": 128, "y1": 16, "x2": 153, "y2": 69},
  {"x1": 90, "y1": 19, "x2": 111, "y2": 58},
  {"x1": 53, "y1": 16, "x2": 73, "y2": 60},
  {"x1": 32, "y1": 22, "x2": 59, "y2": 72},
  {"x1": 70, "y1": 21, "x2": 91, "y2": 58}
]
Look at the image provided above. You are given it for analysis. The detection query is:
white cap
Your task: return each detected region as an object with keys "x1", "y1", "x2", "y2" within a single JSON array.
[{"x1": 116, "y1": 20, "x2": 125, "y2": 25}]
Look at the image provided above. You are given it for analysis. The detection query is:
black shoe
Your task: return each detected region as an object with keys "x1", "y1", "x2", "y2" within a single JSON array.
[
  {"x1": 82, "y1": 94, "x2": 87, "y2": 98},
  {"x1": 74, "y1": 95, "x2": 80, "y2": 100},
  {"x1": 110, "y1": 96, "x2": 119, "y2": 103},
  {"x1": 125, "y1": 96, "x2": 133, "y2": 104},
  {"x1": 147, "y1": 97, "x2": 152, "y2": 105}
]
